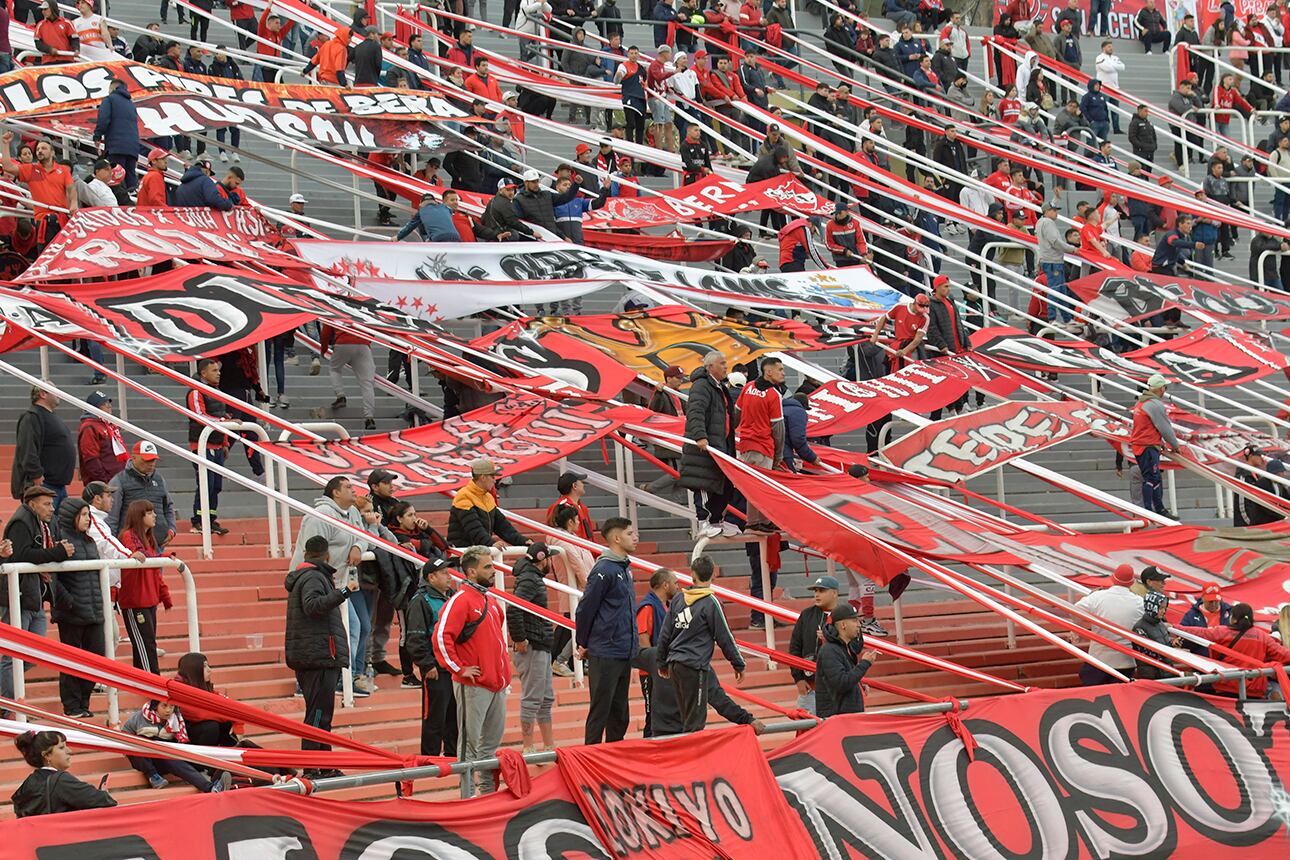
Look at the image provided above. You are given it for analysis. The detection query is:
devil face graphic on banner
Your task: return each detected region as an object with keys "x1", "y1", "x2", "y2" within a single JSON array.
[
  {"x1": 471, "y1": 323, "x2": 638, "y2": 400},
  {"x1": 1124, "y1": 323, "x2": 1290, "y2": 387},
  {"x1": 1069, "y1": 272, "x2": 1290, "y2": 323},
  {"x1": 970, "y1": 327, "x2": 1156, "y2": 378}
]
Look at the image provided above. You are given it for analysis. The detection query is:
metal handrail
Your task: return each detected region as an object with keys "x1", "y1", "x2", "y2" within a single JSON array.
[
  {"x1": 2, "y1": 557, "x2": 191, "y2": 725},
  {"x1": 196, "y1": 421, "x2": 276, "y2": 561}
]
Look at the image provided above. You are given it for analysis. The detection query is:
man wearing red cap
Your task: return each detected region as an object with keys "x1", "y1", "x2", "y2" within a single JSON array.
[
  {"x1": 1071, "y1": 564, "x2": 1144, "y2": 686},
  {"x1": 136, "y1": 149, "x2": 170, "y2": 207},
  {"x1": 1180, "y1": 583, "x2": 1232, "y2": 642}
]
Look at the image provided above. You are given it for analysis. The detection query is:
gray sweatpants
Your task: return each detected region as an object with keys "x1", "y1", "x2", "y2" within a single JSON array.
[
  {"x1": 514, "y1": 647, "x2": 554, "y2": 725},
  {"x1": 737, "y1": 450, "x2": 773, "y2": 528},
  {"x1": 455, "y1": 681, "x2": 507, "y2": 794},
  {"x1": 329, "y1": 343, "x2": 376, "y2": 419}
]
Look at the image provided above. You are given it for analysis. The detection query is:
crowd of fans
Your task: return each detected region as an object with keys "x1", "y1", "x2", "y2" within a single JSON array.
[{"x1": 5, "y1": 0, "x2": 1290, "y2": 816}]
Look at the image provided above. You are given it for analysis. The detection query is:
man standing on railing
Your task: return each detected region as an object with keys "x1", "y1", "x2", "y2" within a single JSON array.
[
  {"x1": 1131, "y1": 374, "x2": 1180, "y2": 518},
  {"x1": 285, "y1": 534, "x2": 358, "y2": 773},
  {"x1": 11, "y1": 385, "x2": 76, "y2": 511},
  {"x1": 2, "y1": 486, "x2": 69, "y2": 705},
  {"x1": 575, "y1": 517, "x2": 638, "y2": 744},
  {"x1": 434, "y1": 546, "x2": 511, "y2": 793},
  {"x1": 107, "y1": 442, "x2": 177, "y2": 548},
  {"x1": 1037, "y1": 199, "x2": 1078, "y2": 325}
]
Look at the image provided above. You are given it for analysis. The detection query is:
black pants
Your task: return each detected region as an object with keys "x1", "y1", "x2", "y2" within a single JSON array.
[
  {"x1": 585, "y1": 655, "x2": 631, "y2": 744},
  {"x1": 695, "y1": 485, "x2": 732, "y2": 525},
  {"x1": 640, "y1": 674, "x2": 654, "y2": 738},
  {"x1": 57, "y1": 621, "x2": 104, "y2": 714},
  {"x1": 190, "y1": 15, "x2": 209, "y2": 42},
  {"x1": 1079, "y1": 663, "x2": 1127, "y2": 686},
  {"x1": 502, "y1": 0, "x2": 519, "y2": 26},
  {"x1": 188, "y1": 718, "x2": 236, "y2": 747},
  {"x1": 297, "y1": 667, "x2": 340, "y2": 751},
  {"x1": 122, "y1": 606, "x2": 158, "y2": 675},
  {"x1": 624, "y1": 105, "x2": 646, "y2": 147},
  {"x1": 420, "y1": 668, "x2": 458, "y2": 756},
  {"x1": 670, "y1": 663, "x2": 709, "y2": 733}
]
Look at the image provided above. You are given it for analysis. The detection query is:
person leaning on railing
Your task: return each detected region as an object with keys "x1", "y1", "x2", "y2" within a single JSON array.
[{"x1": 2, "y1": 485, "x2": 67, "y2": 710}]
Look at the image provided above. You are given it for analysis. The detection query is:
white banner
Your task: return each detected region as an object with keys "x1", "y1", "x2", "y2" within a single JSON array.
[
  {"x1": 354, "y1": 278, "x2": 624, "y2": 322},
  {"x1": 294, "y1": 241, "x2": 904, "y2": 315}
]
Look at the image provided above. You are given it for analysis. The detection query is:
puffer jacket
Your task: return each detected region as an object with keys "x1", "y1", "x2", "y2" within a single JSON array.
[
  {"x1": 815, "y1": 625, "x2": 872, "y2": 718},
  {"x1": 172, "y1": 166, "x2": 234, "y2": 210},
  {"x1": 284, "y1": 559, "x2": 351, "y2": 671},
  {"x1": 679, "y1": 367, "x2": 737, "y2": 494},
  {"x1": 513, "y1": 182, "x2": 582, "y2": 235},
  {"x1": 92, "y1": 87, "x2": 140, "y2": 156},
  {"x1": 107, "y1": 464, "x2": 176, "y2": 546},
  {"x1": 51, "y1": 499, "x2": 104, "y2": 626},
  {"x1": 447, "y1": 481, "x2": 525, "y2": 547},
  {"x1": 506, "y1": 556, "x2": 554, "y2": 651}
]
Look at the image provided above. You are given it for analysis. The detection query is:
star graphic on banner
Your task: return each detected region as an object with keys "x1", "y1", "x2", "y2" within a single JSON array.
[
  {"x1": 425, "y1": 303, "x2": 439, "y2": 318},
  {"x1": 412, "y1": 296, "x2": 424, "y2": 310},
  {"x1": 396, "y1": 295, "x2": 408, "y2": 308}
]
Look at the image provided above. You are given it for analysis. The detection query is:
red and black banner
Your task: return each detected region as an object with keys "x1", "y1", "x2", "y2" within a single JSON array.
[
  {"x1": 16, "y1": 207, "x2": 308, "y2": 283},
  {"x1": 969, "y1": 327, "x2": 1156, "y2": 378},
  {"x1": 804, "y1": 354, "x2": 1023, "y2": 437},
  {"x1": 584, "y1": 174, "x2": 833, "y2": 230},
  {"x1": 880, "y1": 401, "x2": 1108, "y2": 482},
  {"x1": 472, "y1": 323, "x2": 639, "y2": 400},
  {"x1": 1068, "y1": 271, "x2": 1290, "y2": 324},
  {"x1": 262, "y1": 394, "x2": 640, "y2": 493},
  {"x1": 771, "y1": 680, "x2": 1290, "y2": 859},
  {"x1": 1124, "y1": 323, "x2": 1290, "y2": 387},
  {"x1": 0, "y1": 61, "x2": 474, "y2": 152}
]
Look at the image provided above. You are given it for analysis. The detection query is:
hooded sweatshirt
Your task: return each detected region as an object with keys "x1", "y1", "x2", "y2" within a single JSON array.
[
  {"x1": 656, "y1": 583, "x2": 745, "y2": 673},
  {"x1": 288, "y1": 496, "x2": 367, "y2": 585},
  {"x1": 313, "y1": 26, "x2": 351, "y2": 84},
  {"x1": 815, "y1": 625, "x2": 871, "y2": 718}
]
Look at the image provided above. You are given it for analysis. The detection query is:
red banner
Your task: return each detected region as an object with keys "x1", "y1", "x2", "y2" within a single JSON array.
[
  {"x1": 1124, "y1": 323, "x2": 1290, "y2": 387},
  {"x1": 880, "y1": 401, "x2": 1104, "y2": 482},
  {"x1": 263, "y1": 394, "x2": 636, "y2": 494},
  {"x1": 771, "y1": 680, "x2": 1290, "y2": 859},
  {"x1": 15, "y1": 207, "x2": 307, "y2": 283},
  {"x1": 585, "y1": 174, "x2": 833, "y2": 230},
  {"x1": 472, "y1": 323, "x2": 639, "y2": 400},
  {"x1": 0, "y1": 61, "x2": 472, "y2": 152},
  {"x1": 993, "y1": 0, "x2": 1155, "y2": 40},
  {"x1": 557, "y1": 727, "x2": 817, "y2": 858},
  {"x1": 805, "y1": 355, "x2": 1023, "y2": 437},
  {"x1": 581, "y1": 230, "x2": 735, "y2": 263},
  {"x1": 970, "y1": 327, "x2": 1156, "y2": 378},
  {"x1": 1068, "y1": 271, "x2": 1290, "y2": 324}
]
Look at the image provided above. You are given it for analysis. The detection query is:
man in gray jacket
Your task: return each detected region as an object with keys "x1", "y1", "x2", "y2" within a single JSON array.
[
  {"x1": 657, "y1": 554, "x2": 745, "y2": 733},
  {"x1": 107, "y1": 442, "x2": 177, "y2": 547},
  {"x1": 1036, "y1": 199, "x2": 1079, "y2": 325},
  {"x1": 288, "y1": 476, "x2": 367, "y2": 583}
]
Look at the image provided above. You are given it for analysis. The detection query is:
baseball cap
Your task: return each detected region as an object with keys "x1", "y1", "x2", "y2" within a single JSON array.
[
  {"x1": 557, "y1": 470, "x2": 587, "y2": 494},
  {"x1": 502, "y1": 90, "x2": 518, "y2": 100},
  {"x1": 575, "y1": 142, "x2": 591, "y2": 155},
  {"x1": 618, "y1": 156, "x2": 632, "y2": 166},
  {"x1": 1141, "y1": 565, "x2": 1171, "y2": 583},
  {"x1": 1202, "y1": 582, "x2": 1222, "y2": 599},
  {"x1": 147, "y1": 147, "x2": 169, "y2": 161},
  {"x1": 1111, "y1": 563, "x2": 1135, "y2": 587},
  {"x1": 470, "y1": 457, "x2": 500, "y2": 477},
  {"x1": 830, "y1": 602, "x2": 859, "y2": 622},
  {"x1": 497, "y1": 177, "x2": 517, "y2": 191},
  {"x1": 195, "y1": 157, "x2": 213, "y2": 171},
  {"x1": 133, "y1": 440, "x2": 159, "y2": 461},
  {"x1": 1042, "y1": 199, "x2": 1060, "y2": 211},
  {"x1": 527, "y1": 542, "x2": 551, "y2": 562},
  {"x1": 809, "y1": 575, "x2": 840, "y2": 591},
  {"x1": 422, "y1": 556, "x2": 453, "y2": 577},
  {"x1": 521, "y1": 168, "x2": 541, "y2": 182},
  {"x1": 664, "y1": 364, "x2": 685, "y2": 379},
  {"x1": 932, "y1": 274, "x2": 949, "y2": 288},
  {"x1": 367, "y1": 468, "x2": 397, "y2": 486},
  {"x1": 86, "y1": 391, "x2": 112, "y2": 408},
  {"x1": 914, "y1": 293, "x2": 931, "y2": 307},
  {"x1": 1146, "y1": 373, "x2": 1169, "y2": 390},
  {"x1": 289, "y1": 193, "x2": 308, "y2": 204},
  {"x1": 82, "y1": 481, "x2": 111, "y2": 501}
]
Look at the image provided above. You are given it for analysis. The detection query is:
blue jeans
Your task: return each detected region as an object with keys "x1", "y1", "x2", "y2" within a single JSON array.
[
  {"x1": 1090, "y1": 120, "x2": 1110, "y2": 142},
  {"x1": 1274, "y1": 188, "x2": 1289, "y2": 223},
  {"x1": 1135, "y1": 447, "x2": 1164, "y2": 513},
  {"x1": 0, "y1": 54, "x2": 12, "y2": 74},
  {"x1": 348, "y1": 590, "x2": 373, "y2": 676},
  {"x1": 1041, "y1": 262, "x2": 1073, "y2": 322},
  {"x1": 214, "y1": 126, "x2": 241, "y2": 153},
  {"x1": 271, "y1": 333, "x2": 291, "y2": 396},
  {"x1": 192, "y1": 446, "x2": 226, "y2": 522},
  {"x1": 1, "y1": 606, "x2": 48, "y2": 699},
  {"x1": 746, "y1": 542, "x2": 778, "y2": 627},
  {"x1": 46, "y1": 484, "x2": 67, "y2": 511}
]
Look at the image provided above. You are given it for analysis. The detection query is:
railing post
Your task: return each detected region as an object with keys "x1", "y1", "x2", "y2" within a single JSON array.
[
  {"x1": 6, "y1": 567, "x2": 25, "y2": 723},
  {"x1": 614, "y1": 443, "x2": 628, "y2": 518},
  {"x1": 758, "y1": 536, "x2": 775, "y2": 669},
  {"x1": 197, "y1": 426, "x2": 214, "y2": 560},
  {"x1": 115, "y1": 352, "x2": 128, "y2": 422},
  {"x1": 98, "y1": 566, "x2": 119, "y2": 726}
]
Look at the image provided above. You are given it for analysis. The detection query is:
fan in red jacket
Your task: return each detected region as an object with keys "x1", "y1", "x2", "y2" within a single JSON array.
[
  {"x1": 1212, "y1": 76, "x2": 1253, "y2": 131},
  {"x1": 432, "y1": 554, "x2": 512, "y2": 693},
  {"x1": 1178, "y1": 603, "x2": 1290, "y2": 699}
]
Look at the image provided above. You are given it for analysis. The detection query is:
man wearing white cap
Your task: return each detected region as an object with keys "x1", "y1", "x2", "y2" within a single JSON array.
[
  {"x1": 1130, "y1": 374, "x2": 1179, "y2": 517},
  {"x1": 513, "y1": 167, "x2": 583, "y2": 237},
  {"x1": 107, "y1": 441, "x2": 177, "y2": 547},
  {"x1": 647, "y1": 44, "x2": 676, "y2": 152},
  {"x1": 288, "y1": 193, "x2": 307, "y2": 215}
]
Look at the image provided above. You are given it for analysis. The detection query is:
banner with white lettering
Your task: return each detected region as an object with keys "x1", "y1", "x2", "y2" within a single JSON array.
[
  {"x1": 292, "y1": 241, "x2": 904, "y2": 315},
  {"x1": 15, "y1": 207, "x2": 307, "y2": 282},
  {"x1": 585, "y1": 174, "x2": 833, "y2": 229},
  {"x1": 1068, "y1": 271, "x2": 1290, "y2": 323},
  {"x1": 1124, "y1": 323, "x2": 1290, "y2": 387}
]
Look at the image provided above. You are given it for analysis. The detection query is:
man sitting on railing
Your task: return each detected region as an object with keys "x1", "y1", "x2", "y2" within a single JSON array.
[{"x1": 1136, "y1": 0, "x2": 1172, "y2": 54}]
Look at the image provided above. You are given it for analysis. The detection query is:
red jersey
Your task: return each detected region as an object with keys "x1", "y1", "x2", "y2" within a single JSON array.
[
  {"x1": 34, "y1": 17, "x2": 76, "y2": 63},
  {"x1": 735, "y1": 379, "x2": 783, "y2": 459},
  {"x1": 451, "y1": 212, "x2": 476, "y2": 242},
  {"x1": 999, "y1": 97, "x2": 1022, "y2": 124},
  {"x1": 17, "y1": 161, "x2": 73, "y2": 223},
  {"x1": 881, "y1": 303, "x2": 929, "y2": 344},
  {"x1": 137, "y1": 168, "x2": 168, "y2": 207},
  {"x1": 1079, "y1": 221, "x2": 1108, "y2": 258},
  {"x1": 256, "y1": 8, "x2": 295, "y2": 58}
]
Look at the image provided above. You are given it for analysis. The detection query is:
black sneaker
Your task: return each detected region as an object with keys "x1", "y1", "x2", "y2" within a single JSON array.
[
  {"x1": 330, "y1": 396, "x2": 347, "y2": 409},
  {"x1": 63, "y1": 709, "x2": 93, "y2": 719},
  {"x1": 210, "y1": 521, "x2": 230, "y2": 536},
  {"x1": 401, "y1": 676, "x2": 421, "y2": 688},
  {"x1": 372, "y1": 660, "x2": 401, "y2": 677},
  {"x1": 364, "y1": 417, "x2": 376, "y2": 430}
]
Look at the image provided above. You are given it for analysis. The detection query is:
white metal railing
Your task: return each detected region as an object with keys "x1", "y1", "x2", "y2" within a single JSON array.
[
  {"x1": 196, "y1": 422, "x2": 276, "y2": 561},
  {"x1": 2, "y1": 557, "x2": 192, "y2": 725}
]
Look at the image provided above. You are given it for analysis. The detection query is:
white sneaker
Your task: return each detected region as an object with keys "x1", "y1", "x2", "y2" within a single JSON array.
[
  {"x1": 276, "y1": 395, "x2": 291, "y2": 409},
  {"x1": 698, "y1": 523, "x2": 722, "y2": 539},
  {"x1": 218, "y1": 151, "x2": 228, "y2": 162},
  {"x1": 719, "y1": 522, "x2": 743, "y2": 537},
  {"x1": 860, "y1": 618, "x2": 890, "y2": 637},
  {"x1": 233, "y1": 153, "x2": 241, "y2": 163}
]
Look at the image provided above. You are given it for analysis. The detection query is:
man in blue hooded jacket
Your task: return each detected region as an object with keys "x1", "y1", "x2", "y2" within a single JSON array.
[
  {"x1": 396, "y1": 192, "x2": 461, "y2": 242},
  {"x1": 92, "y1": 79, "x2": 140, "y2": 193},
  {"x1": 172, "y1": 158, "x2": 234, "y2": 210}
]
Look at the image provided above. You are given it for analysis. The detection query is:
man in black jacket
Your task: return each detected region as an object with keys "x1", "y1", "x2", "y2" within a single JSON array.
[
  {"x1": 480, "y1": 179, "x2": 529, "y2": 241},
  {"x1": 925, "y1": 275, "x2": 974, "y2": 417},
  {"x1": 353, "y1": 27, "x2": 383, "y2": 86},
  {"x1": 2, "y1": 486, "x2": 68, "y2": 702},
  {"x1": 507, "y1": 543, "x2": 556, "y2": 752},
  {"x1": 284, "y1": 535, "x2": 358, "y2": 767},
  {"x1": 931, "y1": 126, "x2": 969, "y2": 205},
  {"x1": 657, "y1": 555, "x2": 745, "y2": 733},
  {"x1": 787, "y1": 574, "x2": 837, "y2": 715},
  {"x1": 513, "y1": 168, "x2": 582, "y2": 236},
  {"x1": 405, "y1": 557, "x2": 458, "y2": 756},
  {"x1": 1234, "y1": 446, "x2": 1287, "y2": 527},
  {"x1": 447, "y1": 458, "x2": 528, "y2": 548},
  {"x1": 681, "y1": 351, "x2": 739, "y2": 537},
  {"x1": 633, "y1": 647, "x2": 763, "y2": 736},
  {"x1": 11, "y1": 386, "x2": 75, "y2": 509},
  {"x1": 815, "y1": 603, "x2": 878, "y2": 718}
]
